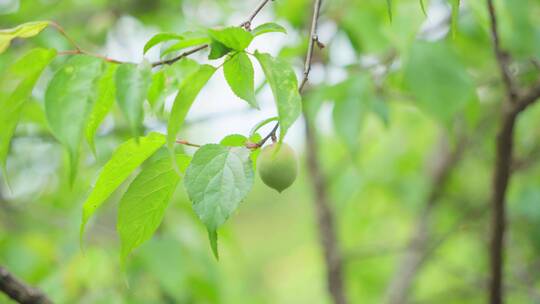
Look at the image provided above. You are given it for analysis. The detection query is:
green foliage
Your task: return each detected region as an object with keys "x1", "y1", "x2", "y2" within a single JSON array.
[
  {"x1": 0, "y1": 48, "x2": 56, "y2": 174},
  {"x1": 223, "y1": 52, "x2": 258, "y2": 108},
  {"x1": 252, "y1": 23, "x2": 287, "y2": 37},
  {"x1": 208, "y1": 39, "x2": 232, "y2": 59},
  {"x1": 118, "y1": 154, "x2": 191, "y2": 265},
  {"x1": 143, "y1": 32, "x2": 184, "y2": 54},
  {"x1": 115, "y1": 62, "x2": 152, "y2": 140},
  {"x1": 184, "y1": 144, "x2": 254, "y2": 258},
  {"x1": 85, "y1": 63, "x2": 117, "y2": 154},
  {"x1": 220, "y1": 134, "x2": 248, "y2": 147},
  {"x1": 254, "y1": 51, "x2": 302, "y2": 141},
  {"x1": 45, "y1": 55, "x2": 104, "y2": 183},
  {"x1": 0, "y1": 21, "x2": 49, "y2": 53},
  {"x1": 208, "y1": 27, "x2": 253, "y2": 51},
  {"x1": 80, "y1": 132, "x2": 166, "y2": 242},
  {"x1": 147, "y1": 69, "x2": 166, "y2": 109},
  {"x1": 404, "y1": 40, "x2": 476, "y2": 124},
  {"x1": 167, "y1": 64, "x2": 216, "y2": 151},
  {"x1": 161, "y1": 32, "x2": 210, "y2": 57}
]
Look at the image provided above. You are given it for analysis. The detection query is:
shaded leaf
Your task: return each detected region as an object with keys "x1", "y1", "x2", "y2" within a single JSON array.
[
  {"x1": 386, "y1": 0, "x2": 393, "y2": 22},
  {"x1": 252, "y1": 23, "x2": 287, "y2": 37},
  {"x1": 208, "y1": 39, "x2": 232, "y2": 60},
  {"x1": 161, "y1": 33, "x2": 210, "y2": 57},
  {"x1": 80, "y1": 132, "x2": 166, "y2": 243},
  {"x1": 404, "y1": 40, "x2": 476, "y2": 124},
  {"x1": 147, "y1": 70, "x2": 166, "y2": 109},
  {"x1": 167, "y1": 64, "x2": 216, "y2": 150},
  {"x1": 115, "y1": 62, "x2": 152, "y2": 140},
  {"x1": 449, "y1": 0, "x2": 460, "y2": 38},
  {"x1": 208, "y1": 27, "x2": 253, "y2": 51},
  {"x1": 0, "y1": 48, "x2": 56, "y2": 173},
  {"x1": 184, "y1": 144, "x2": 254, "y2": 258},
  {"x1": 223, "y1": 52, "x2": 257, "y2": 108},
  {"x1": 0, "y1": 21, "x2": 49, "y2": 53},
  {"x1": 85, "y1": 63, "x2": 117, "y2": 154},
  {"x1": 253, "y1": 51, "x2": 301, "y2": 141},
  {"x1": 118, "y1": 154, "x2": 191, "y2": 265},
  {"x1": 45, "y1": 56, "x2": 104, "y2": 183}
]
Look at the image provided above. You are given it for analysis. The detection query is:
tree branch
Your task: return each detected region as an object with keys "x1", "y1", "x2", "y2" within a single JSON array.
[
  {"x1": 486, "y1": 1, "x2": 540, "y2": 303},
  {"x1": 300, "y1": 1, "x2": 347, "y2": 304},
  {"x1": 0, "y1": 266, "x2": 51, "y2": 304}
]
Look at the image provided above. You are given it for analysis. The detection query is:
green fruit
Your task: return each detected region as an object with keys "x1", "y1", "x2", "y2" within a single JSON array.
[{"x1": 257, "y1": 143, "x2": 298, "y2": 192}]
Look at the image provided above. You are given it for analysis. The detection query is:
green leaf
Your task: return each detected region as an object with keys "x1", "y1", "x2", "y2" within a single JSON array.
[
  {"x1": 118, "y1": 153, "x2": 191, "y2": 265},
  {"x1": 167, "y1": 64, "x2": 216, "y2": 150},
  {"x1": 223, "y1": 52, "x2": 257, "y2": 108},
  {"x1": 252, "y1": 23, "x2": 287, "y2": 37},
  {"x1": 253, "y1": 51, "x2": 301, "y2": 141},
  {"x1": 80, "y1": 132, "x2": 166, "y2": 243},
  {"x1": 449, "y1": 0, "x2": 460, "y2": 38},
  {"x1": 208, "y1": 27, "x2": 253, "y2": 51},
  {"x1": 404, "y1": 40, "x2": 476, "y2": 124},
  {"x1": 147, "y1": 70, "x2": 166, "y2": 109},
  {"x1": 161, "y1": 33, "x2": 210, "y2": 57},
  {"x1": 0, "y1": 48, "x2": 56, "y2": 174},
  {"x1": 184, "y1": 144, "x2": 254, "y2": 258},
  {"x1": 0, "y1": 21, "x2": 49, "y2": 54},
  {"x1": 332, "y1": 75, "x2": 371, "y2": 154},
  {"x1": 144, "y1": 32, "x2": 183, "y2": 54},
  {"x1": 208, "y1": 39, "x2": 232, "y2": 60},
  {"x1": 420, "y1": 0, "x2": 427, "y2": 16},
  {"x1": 45, "y1": 56, "x2": 104, "y2": 183},
  {"x1": 220, "y1": 134, "x2": 247, "y2": 147},
  {"x1": 386, "y1": 0, "x2": 393, "y2": 22},
  {"x1": 249, "y1": 116, "x2": 278, "y2": 137},
  {"x1": 115, "y1": 62, "x2": 152, "y2": 140},
  {"x1": 85, "y1": 63, "x2": 117, "y2": 154}
]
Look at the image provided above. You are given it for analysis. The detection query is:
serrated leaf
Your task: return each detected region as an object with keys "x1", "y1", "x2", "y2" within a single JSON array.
[
  {"x1": 115, "y1": 62, "x2": 152, "y2": 140},
  {"x1": 161, "y1": 33, "x2": 210, "y2": 57},
  {"x1": 80, "y1": 132, "x2": 166, "y2": 243},
  {"x1": 252, "y1": 23, "x2": 287, "y2": 37},
  {"x1": 167, "y1": 64, "x2": 215, "y2": 150},
  {"x1": 85, "y1": 63, "x2": 117, "y2": 154},
  {"x1": 223, "y1": 52, "x2": 257, "y2": 108},
  {"x1": 184, "y1": 144, "x2": 254, "y2": 258},
  {"x1": 0, "y1": 48, "x2": 56, "y2": 174},
  {"x1": 253, "y1": 51, "x2": 301, "y2": 141},
  {"x1": 144, "y1": 32, "x2": 184, "y2": 54},
  {"x1": 404, "y1": 40, "x2": 476, "y2": 124},
  {"x1": 45, "y1": 55, "x2": 104, "y2": 183},
  {"x1": 208, "y1": 39, "x2": 232, "y2": 60},
  {"x1": 0, "y1": 21, "x2": 49, "y2": 54},
  {"x1": 118, "y1": 153, "x2": 191, "y2": 265},
  {"x1": 220, "y1": 134, "x2": 247, "y2": 147},
  {"x1": 208, "y1": 27, "x2": 253, "y2": 51}
]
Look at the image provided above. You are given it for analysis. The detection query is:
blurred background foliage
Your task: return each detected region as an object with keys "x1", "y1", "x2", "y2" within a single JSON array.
[{"x1": 1, "y1": 0, "x2": 540, "y2": 303}]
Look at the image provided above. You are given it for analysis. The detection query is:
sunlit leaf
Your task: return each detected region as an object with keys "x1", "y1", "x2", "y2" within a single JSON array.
[
  {"x1": 161, "y1": 32, "x2": 210, "y2": 57},
  {"x1": 0, "y1": 21, "x2": 49, "y2": 53},
  {"x1": 449, "y1": 0, "x2": 460, "y2": 38},
  {"x1": 386, "y1": 0, "x2": 393, "y2": 22},
  {"x1": 144, "y1": 32, "x2": 183, "y2": 54},
  {"x1": 167, "y1": 64, "x2": 216, "y2": 150},
  {"x1": 252, "y1": 23, "x2": 287, "y2": 37},
  {"x1": 220, "y1": 134, "x2": 247, "y2": 147},
  {"x1": 80, "y1": 132, "x2": 166, "y2": 243},
  {"x1": 253, "y1": 51, "x2": 301, "y2": 141},
  {"x1": 223, "y1": 52, "x2": 257, "y2": 108},
  {"x1": 208, "y1": 27, "x2": 253, "y2": 51},
  {"x1": 85, "y1": 63, "x2": 117, "y2": 154},
  {"x1": 45, "y1": 55, "x2": 104, "y2": 183},
  {"x1": 184, "y1": 144, "x2": 254, "y2": 258},
  {"x1": 118, "y1": 153, "x2": 191, "y2": 265},
  {"x1": 115, "y1": 62, "x2": 152, "y2": 140},
  {"x1": 0, "y1": 48, "x2": 56, "y2": 174},
  {"x1": 404, "y1": 40, "x2": 476, "y2": 124},
  {"x1": 420, "y1": 0, "x2": 427, "y2": 16}
]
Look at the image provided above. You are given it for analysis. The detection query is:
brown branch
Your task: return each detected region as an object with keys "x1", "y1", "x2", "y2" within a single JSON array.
[
  {"x1": 0, "y1": 266, "x2": 51, "y2": 304},
  {"x1": 300, "y1": 1, "x2": 347, "y2": 304},
  {"x1": 486, "y1": 1, "x2": 540, "y2": 303},
  {"x1": 240, "y1": 0, "x2": 273, "y2": 30}
]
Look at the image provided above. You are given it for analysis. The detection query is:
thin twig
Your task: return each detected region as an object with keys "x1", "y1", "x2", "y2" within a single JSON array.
[
  {"x1": 299, "y1": 0, "x2": 323, "y2": 93},
  {"x1": 175, "y1": 139, "x2": 202, "y2": 148},
  {"x1": 0, "y1": 266, "x2": 51, "y2": 304},
  {"x1": 256, "y1": 123, "x2": 279, "y2": 147},
  {"x1": 240, "y1": 0, "x2": 272, "y2": 30}
]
